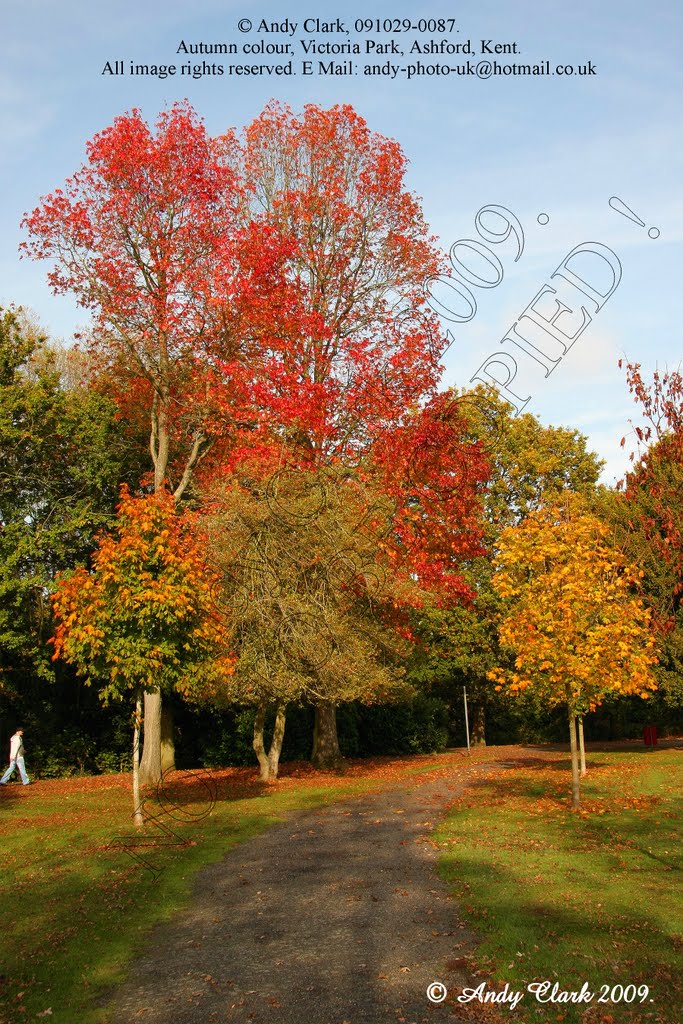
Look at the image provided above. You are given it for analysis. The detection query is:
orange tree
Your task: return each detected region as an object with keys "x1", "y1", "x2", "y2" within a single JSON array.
[
  {"x1": 50, "y1": 486, "x2": 234, "y2": 822},
  {"x1": 488, "y1": 500, "x2": 657, "y2": 808}
]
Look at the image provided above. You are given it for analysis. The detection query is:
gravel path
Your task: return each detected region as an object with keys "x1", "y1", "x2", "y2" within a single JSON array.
[{"x1": 107, "y1": 758, "x2": 503, "y2": 1024}]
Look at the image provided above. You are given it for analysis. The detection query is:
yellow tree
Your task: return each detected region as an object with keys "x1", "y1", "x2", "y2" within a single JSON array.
[{"x1": 489, "y1": 500, "x2": 657, "y2": 809}]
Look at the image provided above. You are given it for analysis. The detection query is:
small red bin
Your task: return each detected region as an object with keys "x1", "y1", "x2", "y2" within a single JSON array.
[{"x1": 643, "y1": 725, "x2": 658, "y2": 746}]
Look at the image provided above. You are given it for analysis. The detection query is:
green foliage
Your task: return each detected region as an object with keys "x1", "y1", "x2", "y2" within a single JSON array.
[
  {"x1": 200, "y1": 708, "x2": 262, "y2": 768},
  {"x1": 451, "y1": 384, "x2": 603, "y2": 541},
  {"x1": 0, "y1": 307, "x2": 142, "y2": 690},
  {"x1": 338, "y1": 694, "x2": 450, "y2": 756},
  {"x1": 5, "y1": 690, "x2": 132, "y2": 778},
  {"x1": 93, "y1": 749, "x2": 129, "y2": 774},
  {"x1": 179, "y1": 697, "x2": 449, "y2": 767},
  {"x1": 409, "y1": 390, "x2": 605, "y2": 739}
]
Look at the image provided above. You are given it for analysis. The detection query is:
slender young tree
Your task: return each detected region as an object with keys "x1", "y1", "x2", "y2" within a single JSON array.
[
  {"x1": 50, "y1": 487, "x2": 234, "y2": 816},
  {"x1": 489, "y1": 500, "x2": 658, "y2": 808}
]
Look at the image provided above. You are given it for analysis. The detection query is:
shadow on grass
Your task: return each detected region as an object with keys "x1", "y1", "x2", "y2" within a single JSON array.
[
  {"x1": 453, "y1": 764, "x2": 683, "y2": 869},
  {"x1": 487, "y1": 753, "x2": 622, "y2": 773},
  {"x1": 0, "y1": 782, "x2": 30, "y2": 808},
  {"x1": 578, "y1": 795, "x2": 683, "y2": 873},
  {"x1": 438, "y1": 837, "x2": 682, "y2": 1023},
  {"x1": 462, "y1": 766, "x2": 578, "y2": 799},
  {"x1": 2, "y1": 806, "x2": 280, "y2": 1023},
  {"x1": 522, "y1": 740, "x2": 683, "y2": 753}
]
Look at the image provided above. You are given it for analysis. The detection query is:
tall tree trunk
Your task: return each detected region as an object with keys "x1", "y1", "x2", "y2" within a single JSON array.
[
  {"x1": 577, "y1": 715, "x2": 587, "y2": 777},
  {"x1": 253, "y1": 703, "x2": 288, "y2": 781},
  {"x1": 253, "y1": 702, "x2": 271, "y2": 781},
  {"x1": 140, "y1": 376, "x2": 170, "y2": 787},
  {"x1": 567, "y1": 701, "x2": 581, "y2": 810},
  {"x1": 161, "y1": 704, "x2": 175, "y2": 773},
  {"x1": 470, "y1": 704, "x2": 487, "y2": 746},
  {"x1": 132, "y1": 694, "x2": 143, "y2": 828},
  {"x1": 139, "y1": 689, "x2": 162, "y2": 786},
  {"x1": 312, "y1": 700, "x2": 342, "y2": 769},
  {"x1": 268, "y1": 704, "x2": 287, "y2": 779}
]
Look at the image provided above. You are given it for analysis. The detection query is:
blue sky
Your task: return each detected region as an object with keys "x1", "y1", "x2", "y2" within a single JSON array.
[{"x1": 2, "y1": 0, "x2": 681, "y2": 483}]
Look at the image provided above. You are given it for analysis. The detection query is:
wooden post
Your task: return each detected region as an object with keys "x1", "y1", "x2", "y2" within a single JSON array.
[
  {"x1": 133, "y1": 693, "x2": 144, "y2": 827},
  {"x1": 463, "y1": 686, "x2": 471, "y2": 755}
]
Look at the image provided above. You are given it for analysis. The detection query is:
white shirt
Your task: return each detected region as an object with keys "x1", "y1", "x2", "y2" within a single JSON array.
[{"x1": 9, "y1": 733, "x2": 24, "y2": 760}]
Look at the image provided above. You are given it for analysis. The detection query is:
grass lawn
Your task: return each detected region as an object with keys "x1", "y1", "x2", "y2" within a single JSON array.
[
  {"x1": 436, "y1": 746, "x2": 683, "y2": 1024},
  {"x1": 0, "y1": 753, "x2": 458, "y2": 1024}
]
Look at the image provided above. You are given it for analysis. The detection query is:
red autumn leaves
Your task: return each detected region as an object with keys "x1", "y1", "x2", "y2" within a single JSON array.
[{"x1": 22, "y1": 100, "x2": 490, "y2": 605}]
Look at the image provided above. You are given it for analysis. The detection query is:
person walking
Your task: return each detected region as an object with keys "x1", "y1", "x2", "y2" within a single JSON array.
[{"x1": 0, "y1": 728, "x2": 31, "y2": 786}]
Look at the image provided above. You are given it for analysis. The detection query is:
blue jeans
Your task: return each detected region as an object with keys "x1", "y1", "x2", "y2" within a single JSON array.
[{"x1": 0, "y1": 756, "x2": 30, "y2": 785}]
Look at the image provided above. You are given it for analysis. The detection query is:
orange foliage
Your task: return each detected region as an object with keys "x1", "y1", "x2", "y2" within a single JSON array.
[{"x1": 51, "y1": 486, "x2": 234, "y2": 701}]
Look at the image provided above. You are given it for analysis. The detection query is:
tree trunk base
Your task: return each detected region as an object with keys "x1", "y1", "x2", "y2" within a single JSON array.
[
  {"x1": 312, "y1": 701, "x2": 343, "y2": 769},
  {"x1": 132, "y1": 694, "x2": 143, "y2": 827},
  {"x1": 253, "y1": 703, "x2": 287, "y2": 781},
  {"x1": 161, "y1": 704, "x2": 175, "y2": 774},
  {"x1": 139, "y1": 688, "x2": 163, "y2": 787},
  {"x1": 470, "y1": 704, "x2": 487, "y2": 746},
  {"x1": 578, "y1": 715, "x2": 587, "y2": 777},
  {"x1": 568, "y1": 706, "x2": 581, "y2": 810}
]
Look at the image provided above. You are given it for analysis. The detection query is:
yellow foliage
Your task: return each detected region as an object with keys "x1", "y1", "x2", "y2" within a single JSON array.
[{"x1": 487, "y1": 497, "x2": 658, "y2": 713}]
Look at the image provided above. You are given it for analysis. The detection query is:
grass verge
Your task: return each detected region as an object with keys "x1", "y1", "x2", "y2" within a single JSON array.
[{"x1": 436, "y1": 747, "x2": 683, "y2": 1024}]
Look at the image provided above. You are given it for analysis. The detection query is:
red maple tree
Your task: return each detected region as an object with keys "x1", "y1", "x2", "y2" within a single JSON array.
[
  {"x1": 22, "y1": 103, "x2": 310, "y2": 782},
  {"x1": 620, "y1": 361, "x2": 683, "y2": 617},
  {"x1": 208, "y1": 102, "x2": 490, "y2": 763}
]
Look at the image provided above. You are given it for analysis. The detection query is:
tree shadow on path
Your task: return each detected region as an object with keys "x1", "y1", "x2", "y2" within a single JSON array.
[{"x1": 105, "y1": 762, "x2": 508, "y2": 1024}]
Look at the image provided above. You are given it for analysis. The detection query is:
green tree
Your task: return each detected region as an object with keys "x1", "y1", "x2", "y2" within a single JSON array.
[
  {"x1": 409, "y1": 388, "x2": 604, "y2": 745},
  {"x1": 0, "y1": 308, "x2": 138, "y2": 692},
  {"x1": 206, "y1": 465, "x2": 416, "y2": 779}
]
